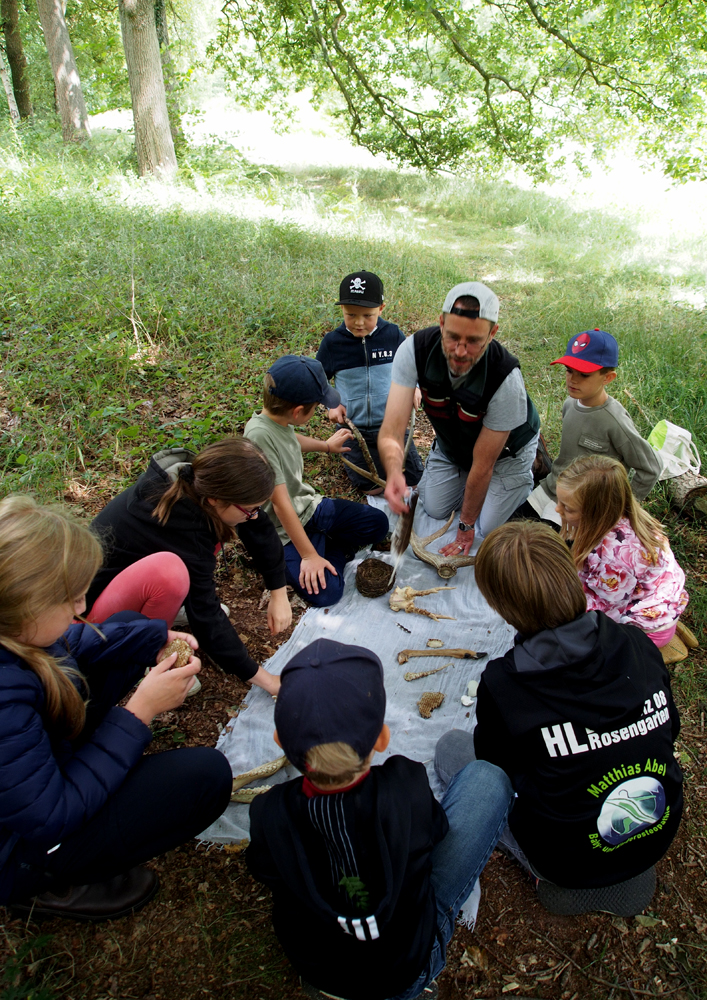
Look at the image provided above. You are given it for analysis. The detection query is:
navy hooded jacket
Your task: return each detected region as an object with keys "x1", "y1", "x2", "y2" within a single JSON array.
[{"x1": 0, "y1": 618, "x2": 165, "y2": 903}]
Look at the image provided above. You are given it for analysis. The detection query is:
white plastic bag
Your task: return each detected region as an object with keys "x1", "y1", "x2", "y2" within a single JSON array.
[{"x1": 648, "y1": 420, "x2": 701, "y2": 480}]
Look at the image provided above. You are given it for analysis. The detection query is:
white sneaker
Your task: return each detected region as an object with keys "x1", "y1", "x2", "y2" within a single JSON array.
[
  {"x1": 185, "y1": 676, "x2": 202, "y2": 698},
  {"x1": 173, "y1": 606, "x2": 189, "y2": 629}
]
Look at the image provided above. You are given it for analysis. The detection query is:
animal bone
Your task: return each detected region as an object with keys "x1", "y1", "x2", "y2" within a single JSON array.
[
  {"x1": 411, "y1": 510, "x2": 476, "y2": 579},
  {"x1": 389, "y1": 585, "x2": 456, "y2": 621},
  {"x1": 231, "y1": 785, "x2": 273, "y2": 804},
  {"x1": 426, "y1": 639, "x2": 444, "y2": 648},
  {"x1": 339, "y1": 412, "x2": 415, "y2": 488},
  {"x1": 162, "y1": 638, "x2": 193, "y2": 667},
  {"x1": 404, "y1": 664, "x2": 450, "y2": 681},
  {"x1": 397, "y1": 648, "x2": 487, "y2": 664},
  {"x1": 418, "y1": 691, "x2": 445, "y2": 718},
  {"x1": 231, "y1": 755, "x2": 288, "y2": 794}
]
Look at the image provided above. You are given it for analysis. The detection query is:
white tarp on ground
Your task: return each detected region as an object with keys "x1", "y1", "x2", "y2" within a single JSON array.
[{"x1": 199, "y1": 503, "x2": 514, "y2": 845}]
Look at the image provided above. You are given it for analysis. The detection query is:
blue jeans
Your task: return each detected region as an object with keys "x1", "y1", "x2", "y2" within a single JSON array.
[
  {"x1": 417, "y1": 436, "x2": 538, "y2": 540},
  {"x1": 283, "y1": 497, "x2": 389, "y2": 607},
  {"x1": 390, "y1": 759, "x2": 514, "y2": 1000}
]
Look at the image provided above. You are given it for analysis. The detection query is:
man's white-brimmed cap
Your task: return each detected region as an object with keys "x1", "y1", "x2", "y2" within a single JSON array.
[{"x1": 442, "y1": 282, "x2": 499, "y2": 323}]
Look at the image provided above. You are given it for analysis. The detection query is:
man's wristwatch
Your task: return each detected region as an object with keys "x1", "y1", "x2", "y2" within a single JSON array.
[{"x1": 458, "y1": 520, "x2": 475, "y2": 533}]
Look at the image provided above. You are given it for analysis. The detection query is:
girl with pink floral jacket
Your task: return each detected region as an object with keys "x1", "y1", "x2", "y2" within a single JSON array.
[{"x1": 555, "y1": 456, "x2": 688, "y2": 647}]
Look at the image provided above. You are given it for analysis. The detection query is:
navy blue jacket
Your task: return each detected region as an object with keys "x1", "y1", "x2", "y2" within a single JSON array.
[
  {"x1": 316, "y1": 320, "x2": 405, "y2": 430},
  {"x1": 0, "y1": 618, "x2": 165, "y2": 902}
]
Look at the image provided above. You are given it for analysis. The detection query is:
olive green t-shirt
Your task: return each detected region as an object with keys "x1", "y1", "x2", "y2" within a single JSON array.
[{"x1": 243, "y1": 411, "x2": 322, "y2": 544}]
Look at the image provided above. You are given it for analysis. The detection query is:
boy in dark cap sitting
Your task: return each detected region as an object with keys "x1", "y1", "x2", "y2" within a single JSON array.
[
  {"x1": 246, "y1": 638, "x2": 513, "y2": 1000},
  {"x1": 244, "y1": 355, "x2": 389, "y2": 607}
]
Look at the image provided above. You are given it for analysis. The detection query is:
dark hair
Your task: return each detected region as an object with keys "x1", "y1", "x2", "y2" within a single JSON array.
[
  {"x1": 153, "y1": 438, "x2": 275, "y2": 542},
  {"x1": 443, "y1": 295, "x2": 494, "y2": 332},
  {"x1": 475, "y1": 521, "x2": 586, "y2": 636}
]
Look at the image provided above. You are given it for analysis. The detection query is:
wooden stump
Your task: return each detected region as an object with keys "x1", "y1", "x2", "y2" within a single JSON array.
[{"x1": 666, "y1": 470, "x2": 707, "y2": 515}]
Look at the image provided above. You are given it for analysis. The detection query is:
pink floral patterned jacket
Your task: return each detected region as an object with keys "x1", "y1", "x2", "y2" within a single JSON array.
[{"x1": 579, "y1": 518, "x2": 688, "y2": 634}]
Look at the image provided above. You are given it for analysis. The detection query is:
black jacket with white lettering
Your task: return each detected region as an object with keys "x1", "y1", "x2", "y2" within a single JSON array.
[
  {"x1": 246, "y1": 755, "x2": 448, "y2": 1000},
  {"x1": 474, "y1": 612, "x2": 682, "y2": 888}
]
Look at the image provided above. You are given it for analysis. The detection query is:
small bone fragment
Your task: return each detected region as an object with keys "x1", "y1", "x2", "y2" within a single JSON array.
[
  {"x1": 231, "y1": 785, "x2": 273, "y2": 804},
  {"x1": 162, "y1": 638, "x2": 193, "y2": 667},
  {"x1": 418, "y1": 691, "x2": 445, "y2": 718},
  {"x1": 231, "y1": 755, "x2": 288, "y2": 794},
  {"x1": 397, "y1": 648, "x2": 488, "y2": 664},
  {"x1": 466, "y1": 679, "x2": 479, "y2": 698},
  {"x1": 461, "y1": 695, "x2": 474, "y2": 707},
  {"x1": 426, "y1": 639, "x2": 445, "y2": 648},
  {"x1": 404, "y1": 664, "x2": 450, "y2": 681},
  {"x1": 389, "y1": 585, "x2": 456, "y2": 621}
]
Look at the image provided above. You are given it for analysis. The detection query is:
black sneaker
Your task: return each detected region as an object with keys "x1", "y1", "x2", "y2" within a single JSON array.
[{"x1": 536, "y1": 867, "x2": 656, "y2": 917}]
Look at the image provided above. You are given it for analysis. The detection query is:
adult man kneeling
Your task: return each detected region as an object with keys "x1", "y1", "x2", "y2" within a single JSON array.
[{"x1": 378, "y1": 282, "x2": 539, "y2": 554}]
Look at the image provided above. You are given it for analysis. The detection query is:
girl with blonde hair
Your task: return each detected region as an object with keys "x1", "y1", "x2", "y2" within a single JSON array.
[
  {"x1": 555, "y1": 455, "x2": 688, "y2": 647},
  {"x1": 0, "y1": 495, "x2": 231, "y2": 921}
]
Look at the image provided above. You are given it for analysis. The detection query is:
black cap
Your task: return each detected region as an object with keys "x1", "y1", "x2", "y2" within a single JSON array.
[
  {"x1": 274, "y1": 638, "x2": 386, "y2": 772},
  {"x1": 337, "y1": 271, "x2": 385, "y2": 307}
]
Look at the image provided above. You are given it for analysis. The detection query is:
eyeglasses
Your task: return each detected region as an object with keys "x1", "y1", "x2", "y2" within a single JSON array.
[{"x1": 232, "y1": 503, "x2": 262, "y2": 521}]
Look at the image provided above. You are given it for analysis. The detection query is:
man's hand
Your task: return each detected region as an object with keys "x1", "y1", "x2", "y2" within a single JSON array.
[
  {"x1": 326, "y1": 428, "x2": 353, "y2": 454},
  {"x1": 267, "y1": 587, "x2": 292, "y2": 635},
  {"x1": 328, "y1": 404, "x2": 347, "y2": 423},
  {"x1": 440, "y1": 526, "x2": 475, "y2": 557},
  {"x1": 413, "y1": 387, "x2": 422, "y2": 409},
  {"x1": 299, "y1": 553, "x2": 337, "y2": 595},
  {"x1": 384, "y1": 470, "x2": 410, "y2": 515}
]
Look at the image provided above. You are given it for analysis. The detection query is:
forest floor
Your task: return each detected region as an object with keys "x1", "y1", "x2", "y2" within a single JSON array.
[
  {"x1": 1, "y1": 450, "x2": 706, "y2": 1000},
  {"x1": 1, "y1": 119, "x2": 707, "y2": 999}
]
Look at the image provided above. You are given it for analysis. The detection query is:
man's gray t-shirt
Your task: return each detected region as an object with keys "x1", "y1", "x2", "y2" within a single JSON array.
[{"x1": 391, "y1": 334, "x2": 528, "y2": 433}]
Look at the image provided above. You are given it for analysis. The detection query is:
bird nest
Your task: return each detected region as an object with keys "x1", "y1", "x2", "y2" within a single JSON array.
[{"x1": 355, "y1": 557, "x2": 395, "y2": 598}]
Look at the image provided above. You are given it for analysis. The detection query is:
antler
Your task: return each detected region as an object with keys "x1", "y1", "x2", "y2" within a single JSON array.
[
  {"x1": 339, "y1": 411, "x2": 416, "y2": 488},
  {"x1": 411, "y1": 510, "x2": 476, "y2": 579}
]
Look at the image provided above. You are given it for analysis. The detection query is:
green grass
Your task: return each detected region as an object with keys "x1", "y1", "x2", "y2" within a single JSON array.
[{"x1": 1, "y1": 118, "x2": 706, "y2": 594}]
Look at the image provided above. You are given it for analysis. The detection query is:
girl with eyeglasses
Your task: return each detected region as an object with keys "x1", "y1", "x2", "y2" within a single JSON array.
[{"x1": 85, "y1": 438, "x2": 288, "y2": 696}]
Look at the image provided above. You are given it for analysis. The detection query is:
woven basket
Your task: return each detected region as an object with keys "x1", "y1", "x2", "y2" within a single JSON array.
[{"x1": 355, "y1": 558, "x2": 394, "y2": 598}]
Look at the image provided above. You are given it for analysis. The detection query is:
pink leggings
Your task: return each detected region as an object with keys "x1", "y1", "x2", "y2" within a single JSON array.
[
  {"x1": 647, "y1": 623, "x2": 678, "y2": 648},
  {"x1": 87, "y1": 553, "x2": 190, "y2": 627}
]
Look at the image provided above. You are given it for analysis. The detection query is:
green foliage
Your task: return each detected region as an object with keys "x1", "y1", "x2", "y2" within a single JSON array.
[
  {"x1": 1, "y1": 936, "x2": 59, "y2": 1000},
  {"x1": 211, "y1": 0, "x2": 707, "y2": 180}
]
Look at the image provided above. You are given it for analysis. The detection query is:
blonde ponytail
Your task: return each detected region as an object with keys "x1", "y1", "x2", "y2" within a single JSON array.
[{"x1": 0, "y1": 495, "x2": 103, "y2": 739}]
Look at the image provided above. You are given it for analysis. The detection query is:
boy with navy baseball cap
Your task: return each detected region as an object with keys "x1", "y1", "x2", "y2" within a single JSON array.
[
  {"x1": 523, "y1": 329, "x2": 661, "y2": 520},
  {"x1": 244, "y1": 357, "x2": 389, "y2": 607},
  {"x1": 246, "y1": 638, "x2": 513, "y2": 1000}
]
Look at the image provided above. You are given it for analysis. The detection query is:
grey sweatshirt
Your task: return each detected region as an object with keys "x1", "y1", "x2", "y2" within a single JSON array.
[{"x1": 541, "y1": 395, "x2": 661, "y2": 500}]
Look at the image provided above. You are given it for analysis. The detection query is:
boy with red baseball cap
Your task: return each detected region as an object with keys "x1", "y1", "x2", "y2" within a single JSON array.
[{"x1": 525, "y1": 329, "x2": 661, "y2": 521}]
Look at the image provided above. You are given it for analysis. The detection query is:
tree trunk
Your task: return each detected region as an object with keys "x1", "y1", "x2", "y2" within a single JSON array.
[
  {"x1": 0, "y1": 42, "x2": 20, "y2": 121},
  {"x1": 1, "y1": 0, "x2": 31, "y2": 117},
  {"x1": 118, "y1": 0, "x2": 177, "y2": 178},
  {"x1": 35, "y1": 0, "x2": 91, "y2": 141},
  {"x1": 154, "y1": 0, "x2": 184, "y2": 151}
]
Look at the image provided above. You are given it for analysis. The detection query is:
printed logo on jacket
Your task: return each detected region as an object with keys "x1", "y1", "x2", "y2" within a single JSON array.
[{"x1": 540, "y1": 688, "x2": 671, "y2": 853}]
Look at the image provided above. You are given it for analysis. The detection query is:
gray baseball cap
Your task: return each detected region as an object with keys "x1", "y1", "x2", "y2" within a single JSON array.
[{"x1": 442, "y1": 281, "x2": 499, "y2": 323}]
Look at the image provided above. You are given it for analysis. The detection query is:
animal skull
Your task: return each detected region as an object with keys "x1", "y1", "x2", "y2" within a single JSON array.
[{"x1": 389, "y1": 585, "x2": 456, "y2": 621}]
